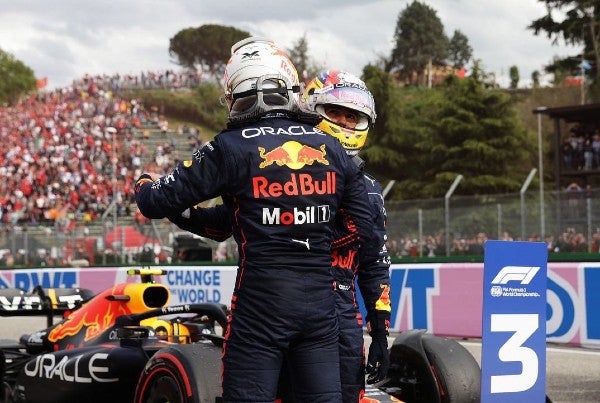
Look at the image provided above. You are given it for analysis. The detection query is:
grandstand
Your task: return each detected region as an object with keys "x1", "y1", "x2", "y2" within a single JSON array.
[
  {"x1": 0, "y1": 77, "x2": 214, "y2": 267},
  {"x1": 2, "y1": 74, "x2": 600, "y2": 268}
]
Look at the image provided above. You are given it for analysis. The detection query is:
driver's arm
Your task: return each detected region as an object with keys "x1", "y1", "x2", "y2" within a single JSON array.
[{"x1": 168, "y1": 204, "x2": 233, "y2": 242}]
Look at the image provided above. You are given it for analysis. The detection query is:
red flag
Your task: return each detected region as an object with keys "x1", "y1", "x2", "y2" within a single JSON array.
[
  {"x1": 36, "y1": 77, "x2": 48, "y2": 89},
  {"x1": 564, "y1": 76, "x2": 582, "y2": 87}
]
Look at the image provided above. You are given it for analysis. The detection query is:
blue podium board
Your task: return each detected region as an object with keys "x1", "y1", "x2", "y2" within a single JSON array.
[{"x1": 481, "y1": 240, "x2": 548, "y2": 402}]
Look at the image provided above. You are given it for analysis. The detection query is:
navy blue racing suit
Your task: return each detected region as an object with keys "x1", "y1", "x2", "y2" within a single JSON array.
[
  {"x1": 169, "y1": 157, "x2": 391, "y2": 403},
  {"x1": 331, "y1": 162, "x2": 391, "y2": 401},
  {"x1": 135, "y1": 116, "x2": 377, "y2": 403}
]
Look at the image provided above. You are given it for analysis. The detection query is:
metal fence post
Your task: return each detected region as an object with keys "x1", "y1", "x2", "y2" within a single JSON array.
[
  {"x1": 587, "y1": 197, "x2": 592, "y2": 253},
  {"x1": 497, "y1": 203, "x2": 502, "y2": 239},
  {"x1": 535, "y1": 107, "x2": 548, "y2": 238},
  {"x1": 418, "y1": 209, "x2": 423, "y2": 257},
  {"x1": 521, "y1": 168, "x2": 537, "y2": 240},
  {"x1": 445, "y1": 175, "x2": 463, "y2": 256}
]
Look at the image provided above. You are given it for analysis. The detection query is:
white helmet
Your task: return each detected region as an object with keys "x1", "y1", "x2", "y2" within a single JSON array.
[{"x1": 222, "y1": 37, "x2": 301, "y2": 123}]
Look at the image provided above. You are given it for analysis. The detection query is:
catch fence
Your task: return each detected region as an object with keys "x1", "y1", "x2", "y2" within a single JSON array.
[{"x1": 1, "y1": 188, "x2": 599, "y2": 267}]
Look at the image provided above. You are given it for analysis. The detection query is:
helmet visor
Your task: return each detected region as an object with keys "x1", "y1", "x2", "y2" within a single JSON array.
[{"x1": 317, "y1": 104, "x2": 370, "y2": 130}]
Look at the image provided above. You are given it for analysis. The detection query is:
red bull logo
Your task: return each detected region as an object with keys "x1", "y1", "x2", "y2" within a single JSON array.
[
  {"x1": 331, "y1": 248, "x2": 358, "y2": 270},
  {"x1": 48, "y1": 284, "x2": 132, "y2": 346},
  {"x1": 253, "y1": 171, "x2": 336, "y2": 198},
  {"x1": 258, "y1": 141, "x2": 329, "y2": 169},
  {"x1": 298, "y1": 144, "x2": 329, "y2": 166},
  {"x1": 258, "y1": 146, "x2": 292, "y2": 168}
]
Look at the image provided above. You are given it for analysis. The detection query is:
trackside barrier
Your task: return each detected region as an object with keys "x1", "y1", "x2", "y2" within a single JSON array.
[{"x1": 1, "y1": 262, "x2": 599, "y2": 349}]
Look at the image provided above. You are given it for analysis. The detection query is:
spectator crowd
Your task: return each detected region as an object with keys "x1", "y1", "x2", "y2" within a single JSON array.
[
  {"x1": 2, "y1": 72, "x2": 600, "y2": 267},
  {"x1": 386, "y1": 226, "x2": 597, "y2": 258},
  {"x1": 71, "y1": 70, "x2": 203, "y2": 93},
  {"x1": 0, "y1": 74, "x2": 182, "y2": 232},
  {"x1": 561, "y1": 123, "x2": 600, "y2": 171}
]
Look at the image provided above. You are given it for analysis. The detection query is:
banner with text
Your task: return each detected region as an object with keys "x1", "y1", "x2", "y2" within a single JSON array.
[{"x1": 1, "y1": 261, "x2": 599, "y2": 348}]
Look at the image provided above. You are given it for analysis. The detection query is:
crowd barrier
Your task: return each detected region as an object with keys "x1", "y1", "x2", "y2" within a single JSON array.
[{"x1": 0, "y1": 262, "x2": 598, "y2": 349}]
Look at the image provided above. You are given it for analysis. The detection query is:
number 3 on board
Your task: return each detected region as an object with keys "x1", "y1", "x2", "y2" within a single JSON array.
[{"x1": 490, "y1": 313, "x2": 539, "y2": 393}]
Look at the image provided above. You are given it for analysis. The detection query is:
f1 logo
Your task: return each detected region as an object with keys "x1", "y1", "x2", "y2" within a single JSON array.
[{"x1": 491, "y1": 266, "x2": 540, "y2": 285}]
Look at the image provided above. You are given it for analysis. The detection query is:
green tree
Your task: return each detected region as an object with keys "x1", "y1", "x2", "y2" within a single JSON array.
[
  {"x1": 169, "y1": 28, "x2": 199, "y2": 69},
  {"x1": 288, "y1": 34, "x2": 310, "y2": 81},
  {"x1": 509, "y1": 65, "x2": 520, "y2": 89},
  {"x1": 0, "y1": 49, "x2": 37, "y2": 105},
  {"x1": 362, "y1": 65, "x2": 446, "y2": 192},
  {"x1": 361, "y1": 64, "x2": 415, "y2": 174},
  {"x1": 287, "y1": 34, "x2": 325, "y2": 81},
  {"x1": 532, "y1": 70, "x2": 541, "y2": 88},
  {"x1": 169, "y1": 24, "x2": 250, "y2": 81},
  {"x1": 469, "y1": 59, "x2": 498, "y2": 88},
  {"x1": 363, "y1": 69, "x2": 532, "y2": 199},
  {"x1": 389, "y1": 0, "x2": 449, "y2": 85},
  {"x1": 528, "y1": 0, "x2": 600, "y2": 97},
  {"x1": 447, "y1": 29, "x2": 473, "y2": 69},
  {"x1": 428, "y1": 76, "x2": 531, "y2": 196}
]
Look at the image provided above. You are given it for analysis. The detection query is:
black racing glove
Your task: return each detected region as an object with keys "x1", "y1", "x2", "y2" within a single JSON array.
[
  {"x1": 134, "y1": 173, "x2": 154, "y2": 194},
  {"x1": 366, "y1": 310, "x2": 390, "y2": 384}
]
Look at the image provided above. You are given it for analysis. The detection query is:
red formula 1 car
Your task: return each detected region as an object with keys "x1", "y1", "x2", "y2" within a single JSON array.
[{"x1": 0, "y1": 268, "x2": 480, "y2": 403}]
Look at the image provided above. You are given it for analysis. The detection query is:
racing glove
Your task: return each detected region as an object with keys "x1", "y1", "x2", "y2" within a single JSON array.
[
  {"x1": 366, "y1": 310, "x2": 390, "y2": 384},
  {"x1": 134, "y1": 173, "x2": 154, "y2": 194}
]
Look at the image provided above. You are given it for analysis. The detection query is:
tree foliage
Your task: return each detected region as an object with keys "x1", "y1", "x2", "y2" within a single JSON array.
[
  {"x1": 288, "y1": 35, "x2": 310, "y2": 80},
  {"x1": 532, "y1": 70, "x2": 541, "y2": 88},
  {"x1": 287, "y1": 34, "x2": 325, "y2": 81},
  {"x1": 429, "y1": 76, "x2": 531, "y2": 195},
  {"x1": 389, "y1": 0, "x2": 449, "y2": 85},
  {"x1": 509, "y1": 65, "x2": 520, "y2": 89},
  {"x1": 169, "y1": 24, "x2": 250, "y2": 80},
  {"x1": 469, "y1": 59, "x2": 499, "y2": 88},
  {"x1": 169, "y1": 28, "x2": 198, "y2": 69},
  {"x1": 447, "y1": 30, "x2": 473, "y2": 69},
  {"x1": 362, "y1": 67, "x2": 533, "y2": 199},
  {"x1": 0, "y1": 48, "x2": 37, "y2": 105},
  {"x1": 528, "y1": 0, "x2": 600, "y2": 85},
  {"x1": 361, "y1": 64, "x2": 417, "y2": 174}
]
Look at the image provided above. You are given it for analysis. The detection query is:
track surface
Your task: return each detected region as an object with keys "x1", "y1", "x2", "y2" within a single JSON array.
[{"x1": 1, "y1": 318, "x2": 598, "y2": 402}]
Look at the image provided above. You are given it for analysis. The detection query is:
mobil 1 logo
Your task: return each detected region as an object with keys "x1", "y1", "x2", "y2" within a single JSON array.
[{"x1": 481, "y1": 240, "x2": 548, "y2": 402}]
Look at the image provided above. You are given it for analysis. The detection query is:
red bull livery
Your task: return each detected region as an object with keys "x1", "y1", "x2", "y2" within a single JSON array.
[{"x1": 135, "y1": 115, "x2": 379, "y2": 402}]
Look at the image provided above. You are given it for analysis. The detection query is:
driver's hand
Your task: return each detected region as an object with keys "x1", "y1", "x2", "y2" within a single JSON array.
[{"x1": 366, "y1": 334, "x2": 389, "y2": 384}]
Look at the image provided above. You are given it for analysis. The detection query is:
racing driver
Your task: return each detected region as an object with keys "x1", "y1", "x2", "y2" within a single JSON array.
[
  {"x1": 169, "y1": 70, "x2": 392, "y2": 402},
  {"x1": 134, "y1": 38, "x2": 378, "y2": 402}
]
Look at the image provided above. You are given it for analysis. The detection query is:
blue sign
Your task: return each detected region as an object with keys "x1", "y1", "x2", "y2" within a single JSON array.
[
  {"x1": 481, "y1": 241, "x2": 548, "y2": 402},
  {"x1": 356, "y1": 266, "x2": 437, "y2": 330}
]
